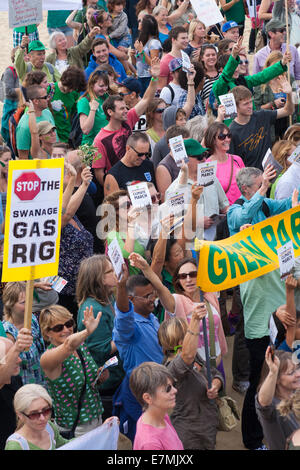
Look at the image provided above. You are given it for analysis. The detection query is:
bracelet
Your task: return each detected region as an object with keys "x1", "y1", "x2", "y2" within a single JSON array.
[
  {"x1": 187, "y1": 83, "x2": 194, "y2": 86},
  {"x1": 151, "y1": 77, "x2": 159, "y2": 82},
  {"x1": 187, "y1": 329, "x2": 200, "y2": 336},
  {"x1": 28, "y1": 111, "x2": 35, "y2": 113}
]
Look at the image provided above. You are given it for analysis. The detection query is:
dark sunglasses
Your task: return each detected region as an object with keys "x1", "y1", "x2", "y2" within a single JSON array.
[
  {"x1": 130, "y1": 146, "x2": 151, "y2": 158},
  {"x1": 239, "y1": 59, "x2": 249, "y2": 65},
  {"x1": 165, "y1": 383, "x2": 175, "y2": 393},
  {"x1": 48, "y1": 318, "x2": 75, "y2": 333},
  {"x1": 177, "y1": 270, "x2": 198, "y2": 280},
  {"x1": 275, "y1": 28, "x2": 285, "y2": 33},
  {"x1": 94, "y1": 69, "x2": 108, "y2": 76},
  {"x1": 22, "y1": 406, "x2": 52, "y2": 421},
  {"x1": 36, "y1": 95, "x2": 48, "y2": 100},
  {"x1": 155, "y1": 108, "x2": 166, "y2": 113},
  {"x1": 217, "y1": 132, "x2": 232, "y2": 141},
  {"x1": 119, "y1": 91, "x2": 131, "y2": 97}
]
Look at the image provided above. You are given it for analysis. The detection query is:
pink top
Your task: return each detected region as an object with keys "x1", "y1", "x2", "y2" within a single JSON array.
[
  {"x1": 133, "y1": 413, "x2": 184, "y2": 450},
  {"x1": 159, "y1": 53, "x2": 175, "y2": 84},
  {"x1": 207, "y1": 154, "x2": 245, "y2": 205},
  {"x1": 165, "y1": 292, "x2": 228, "y2": 358},
  {"x1": 92, "y1": 108, "x2": 139, "y2": 171}
]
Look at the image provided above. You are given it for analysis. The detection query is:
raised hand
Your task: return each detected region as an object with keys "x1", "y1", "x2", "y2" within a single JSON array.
[
  {"x1": 129, "y1": 252, "x2": 149, "y2": 272},
  {"x1": 82, "y1": 306, "x2": 101, "y2": 335}
]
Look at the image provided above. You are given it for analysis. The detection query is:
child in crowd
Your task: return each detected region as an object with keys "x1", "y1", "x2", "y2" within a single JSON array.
[{"x1": 107, "y1": 0, "x2": 132, "y2": 49}]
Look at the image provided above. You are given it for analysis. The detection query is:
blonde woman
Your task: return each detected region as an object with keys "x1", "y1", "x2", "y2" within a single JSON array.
[
  {"x1": 283, "y1": 124, "x2": 300, "y2": 145},
  {"x1": 185, "y1": 19, "x2": 207, "y2": 60},
  {"x1": 76, "y1": 254, "x2": 125, "y2": 419},
  {"x1": 77, "y1": 69, "x2": 111, "y2": 145},
  {"x1": 270, "y1": 140, "x2": 296, "y2": 198},
  {"x1": 253, "y1": 51, "x2": 288, "y2": 143},
  {"x1": 5, "y1": 384, "x2": 68, "y2": 450}
]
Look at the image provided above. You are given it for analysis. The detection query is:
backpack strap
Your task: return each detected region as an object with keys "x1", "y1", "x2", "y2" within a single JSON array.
[
  {"x1": 166, "y1": 84, "x2": 175, "y2": 104},
  {"x1": 6, "y1": 433, "x2": 30, "y2": 450},
  {"x1": 234, "y1": 196, "x2": 270, "y2": 218}
]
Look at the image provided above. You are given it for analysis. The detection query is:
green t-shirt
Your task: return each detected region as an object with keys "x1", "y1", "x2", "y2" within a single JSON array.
[
  {"x1": 77, "y1": 297, "x2": 125, "y2": 391},
  {"x1": 77, "y1": 94, "x2": 108, "y2": 145},
  {"x1": 51, "y1": 82, "x2": 79, "y2": 143},
  {"x1": 5, "y1": 421, "x2": 68, "y2": 450},
  {"x1": 14, "y1": 25, "x2": 37, "y2": 34},
  {"x1": 106, "y1": 231, "x2": 145, "y2": 276},
  {"x1": 223, "y1": 0, "x2": 245, "y2": 24},
  {"x1": 47, "y1": 10, "x2": 72, "y2": 28},
  {"x1": 16, "y1": 109, "x2": 56, "y2": 156}
]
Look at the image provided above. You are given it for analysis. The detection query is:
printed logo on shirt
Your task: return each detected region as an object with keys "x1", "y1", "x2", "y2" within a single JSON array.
[
  {"x1": 144, "y1": 172, "x2": 152, "y2": 182},
  {"x1": 238, "y1": 127, "x2": 266, "y2": 152}
]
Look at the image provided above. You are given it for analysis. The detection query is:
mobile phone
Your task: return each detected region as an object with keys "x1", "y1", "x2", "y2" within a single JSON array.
[{"x1": 269, "y1": 343, "x2": 275, "y2": 362}]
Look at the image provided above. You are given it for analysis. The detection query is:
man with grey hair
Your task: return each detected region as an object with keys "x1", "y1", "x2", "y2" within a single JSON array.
[{"x1": 227, "y1": 163, "x2": 300, "y2": 450}]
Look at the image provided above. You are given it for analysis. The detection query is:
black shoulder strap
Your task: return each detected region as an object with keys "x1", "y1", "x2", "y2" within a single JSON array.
[
  {"x1": 70, "y1": 348, "x2": 87, "y2": 434},
  {"x1": 234, "y1": 197, "x2": 270, "y2": 217},
  {"x1": 167, "y1": 84, "x2": 175, "y2": 104}
]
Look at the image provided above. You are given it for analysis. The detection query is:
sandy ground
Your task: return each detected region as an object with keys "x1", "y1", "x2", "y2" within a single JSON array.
[{"x1": 0, "y1": 10, "x2": 253, "y2": 450}]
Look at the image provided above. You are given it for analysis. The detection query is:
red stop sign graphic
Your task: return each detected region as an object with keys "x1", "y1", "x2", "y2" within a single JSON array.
[{"x1": 14, "y1": 172, "x2": 41, "y2": 201}]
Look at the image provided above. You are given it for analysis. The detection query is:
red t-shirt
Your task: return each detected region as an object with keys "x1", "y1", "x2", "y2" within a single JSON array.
[
  {"x1": 159, "y1": 53, "x2": 175, "y2": 85},
  {"x1": 92, "y1": 108, "x2": 139, "y2": 171}
]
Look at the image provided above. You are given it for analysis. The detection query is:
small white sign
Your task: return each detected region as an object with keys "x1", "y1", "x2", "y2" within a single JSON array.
[
  {"x1": 167, "y1": 190, "x2": 186, "y2": 213},
  {"x1": 197, "y1": 160, "x2": 217, "y2": 187},
  {"x1": 269, "y1": 315, "x2": 278, "y2": 345},
  {"x1": 262, "y1": 148, "x2": 283, "y2": 183},
  {"x1": 277, "y1": 240, "x2": 295, "y2": 280},
  {"x1": 190, "y1": 0, "x2": 224, "y2": 27},
  {"x1": 42, "y1": 275, "x2": 68, "y2": 293},
  {"x1": 219, "y1": 93, "x2": 237, "y2": 120},
  {"x1": 288, "y1": 144, "x2": 300, "y2": 164},
  {"x1": 127, "y1": 182, "x2": 152, "y2": 208},
  {"x1": 181, "y1": 51, "x2": 192, "y2": 73},
  {"x1": 169, "y1": 135, "x2": 189, "y2": 167},
  {"x1": 92, "y1": 356, "x2": 119, "y2": 386},
  {"x1": 107, "y1": 238, "x2": 125, "y2": 280}
]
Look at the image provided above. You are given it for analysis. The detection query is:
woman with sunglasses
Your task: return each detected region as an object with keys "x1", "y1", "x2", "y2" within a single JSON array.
[
  {"x1": 129, "y1": 253, "x2": 228, "y2": 377},
  {"x1": 78, "y1": 69, "x2": 111, "y2": 145},
  {"x1": 146, "y1": 98, "x2": 167, "y2": 154},
  {"x1": 157, "y1": 305, "x2": 224, "y2": 449},
  {"x1": 76, "y1": 255, "x2": 125, "y2": 420},
  {"x1": 39, "y1": 305, "x2": 106, "y2": 437},
  {"x1": 204, "y1": 122, "x2": 245, "y2": 205},
  {"x1": 102, "y1": 190, "x2": 146, "y2": 275},
  {"x1": 130, "y1": 362, "x2": 183, "y2": 450},
  {"x1": 5, "y1": 384, "x2": 69, "y2": 450}
]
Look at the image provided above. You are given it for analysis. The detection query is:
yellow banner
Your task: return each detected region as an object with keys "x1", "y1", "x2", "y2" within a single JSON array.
[
  {"x1": 195, "y1": 206, "x2": 300, "y2": 292},
  {"x1": 2, "y1": 158, "x2": 64, "y2": 282}
]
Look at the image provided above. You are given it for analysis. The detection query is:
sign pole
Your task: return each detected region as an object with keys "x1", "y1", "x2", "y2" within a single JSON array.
[
  {"x1": 199, "y1": 289, "x2": 212, "y2": 388},
  {"x1": 285, "y1": 0, "x2": 292, "y2": 126},
  {"x1": 24, "y1": 279, "x2": 34, "y2": 330}
]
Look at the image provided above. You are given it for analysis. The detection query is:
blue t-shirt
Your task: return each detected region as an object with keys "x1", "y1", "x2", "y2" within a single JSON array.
[{"x1": 159, "y1": 24, "x2": 172, "y2": 44}]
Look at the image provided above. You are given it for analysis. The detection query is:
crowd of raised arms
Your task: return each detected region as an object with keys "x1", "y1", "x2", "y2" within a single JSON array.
[{"x1": 1, "y1": 0, "x2": 300, "y2": 452}]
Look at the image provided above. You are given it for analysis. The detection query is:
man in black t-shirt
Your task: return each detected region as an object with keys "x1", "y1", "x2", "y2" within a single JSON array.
[
  {"x1": 104, "y1": 132, "x2": 156, "y2": 196},
  {"x1": 229, "y1": 83, "x2": 294, "y2": 169}
]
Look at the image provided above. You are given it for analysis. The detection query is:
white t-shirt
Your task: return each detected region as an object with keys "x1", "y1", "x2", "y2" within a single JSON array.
[{"x1": 160, "y1": 83, "x2": 184, "y2": 106}]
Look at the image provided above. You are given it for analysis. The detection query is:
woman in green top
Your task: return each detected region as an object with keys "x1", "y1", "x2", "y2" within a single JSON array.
[
  {"x1": 5, "y1": 384, "x2": 69, "y2": 450},
  {"x1": 76, "y1": 254, "x2": 125, "y2": 419},
  {"x1": 102, "y1": 190, "x2": 146, "y2": 275},
  {"x1": 78, "y1": 70, "x2": 112, "y2": 145},
  {"x1": 39, "y1": 305, "x2": 106, "y2": 437}
]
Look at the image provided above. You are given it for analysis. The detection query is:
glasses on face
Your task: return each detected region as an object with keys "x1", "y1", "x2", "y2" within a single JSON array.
[
  {"x1": 119, "y1": 91, "x2": 131, "y2": 97},
  {"x1": 177, "y1": 270, "x2": 198, "y2": 280},
  {"x1": 22, "y1": 406, "x2": 52, "y2": 421},
  {"x1": 165, "y1": 383, "x2": 175, "y2": 393},
  {"x1": 275, "y1": 28, "x2": 286, "y2": 33},
  {"x1": 151, "y1": 193, "x2": 161, "y2": 204},
  {"x1": 135, "y1": 292, "x2": 156, "y2": 301},
  {"x1": 155, "y1": 108, "x2": 166, "y2": 114},
  {"x1": 239, "y1": 59, "x2": 249, "y2": 65},
  {"x1": 48, "y1": 318, "x2": 75, "y2": 333},
  {"x1": 36, "y1": 95, "x2": 48, "y2": 100},
  {"x1": 94, "y1": 69, "x2": 108, "y2": 77},
  {"x1": 217, "y1": 132, "x2": 232, "y2": 141},
  {"x1": 129, "y1": 146, "x2": 151, "y2": 159}
]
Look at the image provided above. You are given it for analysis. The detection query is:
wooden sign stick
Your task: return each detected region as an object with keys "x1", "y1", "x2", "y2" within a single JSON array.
[{"x1": 24, "y1": 279, "x2": 34, "y2": 330}]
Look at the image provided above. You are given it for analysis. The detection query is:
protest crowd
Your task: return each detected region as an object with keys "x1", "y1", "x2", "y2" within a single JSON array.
[{"x1": 2, "y1": 0, "x2": 300, "y2": 452}]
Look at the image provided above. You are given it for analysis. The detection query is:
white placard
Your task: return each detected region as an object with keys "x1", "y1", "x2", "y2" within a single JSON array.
[
  {"x1": 277, "y1": 240, "x2": 295, "y2": 280},
  {"x1": 0, "y1": 0, "x2": 82, "y2": 12},
  {"x1": 92, "y1": 356, "x2": 119, "y2": 386},
  {"x1": 127, "y1": 182, "x2": 152, "y2": 208},
  {"x1": 219, "y1": 93, "x2": 237, "y2": 120},
  {"x1": 169, "y1": 135, "x2": 189, "y2": 167},
  {"x1": 197, "y1": 160, "x2": 217, "y2": 187},
  {"x1": 107, "y1": 238, "x2": 125, "y2": 280},
  {"x1": 181, "y1": 51, "x2": 192, "y2": 73},
  {"x1": 262, "y1": 148, "x2": 283, "y2": 183},
  {"x1": 246, "y1": 0, "x2": 257, "y2": 19},
  {"x1": 42, "y1": 275, "x2": 68, "y2": 293},
  {"x1": 288, "y1": 144, "x2": 300, "y2": 164},
  {"x1": 8, "y1": 0, "x2": 43, "y2": 29},
  {"x1": 190, "y1": 0, "x2": 224, "y2": 27},
  {"x1": 269, "y1": 315, "x2": 278, "y2": 345},
  {"x1": 167, "y1": 190, "x2": 187, "y2": 214}
]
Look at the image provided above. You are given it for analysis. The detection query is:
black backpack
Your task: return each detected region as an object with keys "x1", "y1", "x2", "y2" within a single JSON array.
[{"x1": 215, "y1": 198, "x2": 270, "y2": 241}]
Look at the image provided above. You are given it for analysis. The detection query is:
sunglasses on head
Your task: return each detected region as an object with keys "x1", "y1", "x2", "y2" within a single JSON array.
[
  {"x1": 177, "y1": 270, "x2": 198, "y2": 280},
  {"x1": 48, "y1": 318, "x2": 75, "y2": 333},
  {"x1": 22, "y1": 406, "x2": 52, "y2": 421},
  {"x1": 130, "y1": 146, "x2": 151, "y2": 158},
  {"x1": 217, "y1": 132, "x2": 232, "y2": 141}
]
